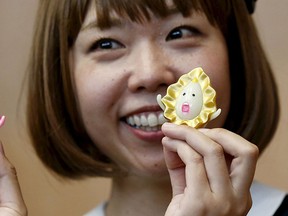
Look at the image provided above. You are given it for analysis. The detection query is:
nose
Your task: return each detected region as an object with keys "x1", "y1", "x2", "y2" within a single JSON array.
[{"x1": 127, "y1": 41, "x2": 176, "y2": 92}]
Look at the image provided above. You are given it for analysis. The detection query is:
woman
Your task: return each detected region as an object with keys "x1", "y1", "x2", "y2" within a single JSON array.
[{"x1": 0, "y1": 0, "x2": 287, "y2": 215}]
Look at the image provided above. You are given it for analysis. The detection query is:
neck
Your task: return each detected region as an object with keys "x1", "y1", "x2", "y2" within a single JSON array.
[{"x1": 106, "y1": 175, "x2": 172, "y2": 216}]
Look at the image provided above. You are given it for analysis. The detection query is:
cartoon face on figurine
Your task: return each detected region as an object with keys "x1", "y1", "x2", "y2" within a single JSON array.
[
  {"x1": 157, "y1": 67, "x2": 221, "y2": 128},
  {"x1": 175, "y1": 80, "x2": 203, "y2": 120}
]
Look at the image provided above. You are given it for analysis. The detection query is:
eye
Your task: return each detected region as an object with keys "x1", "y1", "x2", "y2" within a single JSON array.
[
  {"x1": 88, "y1": 38, "x2": 124, "y2": 52},
  {"x1": 166, "y1": 25, "x2": 201, "y2": 41},
  {"x1": 183, "y1": 92, "x2": 186, "y2": 96},
  {"x1": 192, "y1": 94, "x2": 196, "y2": 97}
]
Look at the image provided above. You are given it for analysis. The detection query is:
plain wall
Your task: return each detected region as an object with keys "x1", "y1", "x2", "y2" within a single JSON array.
[
  {"x1": 253, "y1": 1, "x2": 288, "y2": 189},
  {"x1": 0, "y1": 1, "x2": 287, "y2": 215}
]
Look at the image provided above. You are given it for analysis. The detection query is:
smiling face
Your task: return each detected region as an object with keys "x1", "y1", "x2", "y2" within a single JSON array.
[{"x1": 69, "y1": 1, "x2": 230, "y2": 178}]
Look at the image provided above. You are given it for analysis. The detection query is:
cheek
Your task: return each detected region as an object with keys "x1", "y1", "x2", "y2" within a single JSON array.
[
  {"x1": 73, "y1": 66, "x2": 113, "y2": 126},
  {"x1": 73, "y1": 72, "x2": 121, "y2": 153},
  {"x1": 198, "y1": 44, "x2": 231, "y2": 126},
  {"x1": 73, "y1": 67, "x2": 130, "y2": 142},
  {"x1": 205, "y1": 58, "x2": 230, "y2": 101},
  {"x1": 208, "y1": 56, "x2": 230, "y2": 112},
  {"x1": 201, "y1": 66, "x2": 230, "y2": 129},
  {"x1": 207, "y1": 60, "x2": 231, "y2": 127}
]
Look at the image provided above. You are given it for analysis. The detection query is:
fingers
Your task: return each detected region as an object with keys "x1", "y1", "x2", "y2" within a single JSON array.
[
  {"x1": 162, "y1": 123, "x2": 256, "y2": 215},
  {"x1": 162, "y1": 137, "x2": 210, "y2": 197},
  {"x1": 162, "y1": 123, "x2": 232, "y2": 195},
  {"x1": 162, "y1": 123, "x2": 258, "y2": 196},
  {"x1": 0, "y1": 141, "x2": 27, "y2": 216},
  {"x1": 198, "y1": 128, "x2": 259, "y2": 192}
]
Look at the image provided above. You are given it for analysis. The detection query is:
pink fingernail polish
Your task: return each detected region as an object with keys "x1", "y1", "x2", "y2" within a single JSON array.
[{"x1": 0, "y1": 116, "x2": 6, "y2": 128}]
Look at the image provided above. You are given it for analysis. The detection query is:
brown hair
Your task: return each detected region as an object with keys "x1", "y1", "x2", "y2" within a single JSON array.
[{"x1": 27, "y1": 0, "x2": 279, "y2": 178}]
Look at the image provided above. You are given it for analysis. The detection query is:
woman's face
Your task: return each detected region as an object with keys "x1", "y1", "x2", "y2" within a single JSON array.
[{"x1": 69, "y1": 3, "x2": 230, "y2": 178}]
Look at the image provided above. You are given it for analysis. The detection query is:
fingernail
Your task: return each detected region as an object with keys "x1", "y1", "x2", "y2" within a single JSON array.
[
  {"x1": 161, "y1": 122, "x2": 174, "y2": 129},
  {"x1": 0, "y1": 116, "x2": 6, "y2": 128}
]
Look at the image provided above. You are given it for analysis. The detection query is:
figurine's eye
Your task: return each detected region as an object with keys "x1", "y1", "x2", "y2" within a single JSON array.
[
  {"x1": 183, "y1": 92, "x2": 186, "y2": 96},
  {"x1": 192, "y1": 94, "x2": 196, "y2": 97}
]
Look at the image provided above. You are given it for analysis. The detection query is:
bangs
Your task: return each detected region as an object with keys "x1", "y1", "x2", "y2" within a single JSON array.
[{"x1": 94, "y1": 0, "x2": 231, "y2": 30}]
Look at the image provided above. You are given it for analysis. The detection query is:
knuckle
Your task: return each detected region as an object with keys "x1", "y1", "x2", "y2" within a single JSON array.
[
  {"x1": 5, "y1": 159, "x2": 17, "y2": 174},
  {"x1": 250, "y1": 144, "x2": 259, "y2": 158},
  {"x1": 242, "y1": 144, "x2": 259, "y2": 159},
  {"x1": 211, "y1": 127, "x2": 227, "y2": 136},
  {"x1": 0, "y1": 160, "x2": 17, "y2": 178},
  {"x1": 208, "y1": 144, "x2": 224, "y2": 158},
  {"x1": 188, "y1": 152, "x2": 204, "y2": 164},
  {"x1": 9, "y1": 165, "x2": 17, "y2": 176}
]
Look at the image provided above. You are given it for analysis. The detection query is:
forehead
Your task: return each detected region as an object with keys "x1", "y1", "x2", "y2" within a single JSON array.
[{"x1": 84, "y1": 0, "x2": 206, "y2": 29}]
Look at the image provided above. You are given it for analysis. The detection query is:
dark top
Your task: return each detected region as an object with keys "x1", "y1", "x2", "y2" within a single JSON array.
[{"x1": 274, "y1": 195, "x2": 288, "y2": 216}]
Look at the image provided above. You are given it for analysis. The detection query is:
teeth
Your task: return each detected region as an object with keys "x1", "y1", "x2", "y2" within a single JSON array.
[
  {"x1": 158, "y1": 113, "x2": 166, "y2": 125},
  {"x1": 147, "y1": 113, "x2": 158, "y2": 127},
  {"x1": 140, "y1": 115, "x2": 148, "y2": 126},
  {"x1": 134, "y1": 115, "x2": 141, "y2": 126},
  {"x1": 126, "y1": 112, "x2": 167, "y2": 128},
  {"x1": 127, "y1": 116, "x2": 135, "y2": 125}
]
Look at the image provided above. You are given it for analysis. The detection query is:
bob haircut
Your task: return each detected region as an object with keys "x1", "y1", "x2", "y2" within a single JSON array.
[{"x1": 27, "y1": 0, "x2": 279, "y2": 179}]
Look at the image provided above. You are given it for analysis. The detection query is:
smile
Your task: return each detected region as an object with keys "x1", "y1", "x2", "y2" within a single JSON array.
[{"x1": 125, "y1": 112, "x2": 167, "y2": 131}]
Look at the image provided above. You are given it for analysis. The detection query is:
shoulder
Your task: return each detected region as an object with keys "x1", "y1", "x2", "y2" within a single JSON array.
[
  {"x1": 84, "y1": 182, "x2": 288, "y2": 216},
  {"x1": 84, "y1": 202, "x2": 106, "y2": 216},
  {"x1": 248, "y1": 181, "x2": 288, "y2": 216},
  {"x1": 274, "y1": 195, "x2": 288, "y2": 216}
]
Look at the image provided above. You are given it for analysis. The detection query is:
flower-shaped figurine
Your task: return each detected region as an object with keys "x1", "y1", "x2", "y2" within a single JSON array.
[{"x1": 157, "y1": 67, "x2": 221, "y2": 128}]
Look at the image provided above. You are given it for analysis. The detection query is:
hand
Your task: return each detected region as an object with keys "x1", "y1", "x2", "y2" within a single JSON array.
[
  {"x1": 0, "y1": 141, "x2": 27, "y2": 216},
  {"x1": 161, "y1": 123, "x2": 259, "y2": 216}
]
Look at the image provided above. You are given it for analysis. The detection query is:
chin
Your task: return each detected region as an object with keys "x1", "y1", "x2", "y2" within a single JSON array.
[{"x1": 121, "y1": 160, "x2": 170, "y2": 180}]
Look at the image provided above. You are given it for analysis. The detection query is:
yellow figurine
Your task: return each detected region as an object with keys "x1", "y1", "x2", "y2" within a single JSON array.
[{"x1": 157, "y1": 67, "x2": 221, "y2": 128}]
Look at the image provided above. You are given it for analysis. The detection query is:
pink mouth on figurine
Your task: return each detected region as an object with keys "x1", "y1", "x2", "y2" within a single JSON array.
[
  {"x1": 181, "y1": 103, "x2": 190, "y2": 113},
  {"x1": 0, "y1": 116, "x2": 6, "y2": 128}
]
